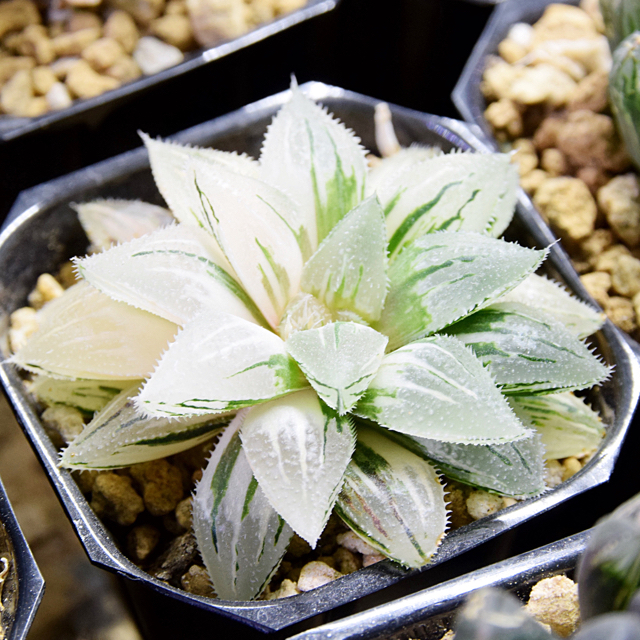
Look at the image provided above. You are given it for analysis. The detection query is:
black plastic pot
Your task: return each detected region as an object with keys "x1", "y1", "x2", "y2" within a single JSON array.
[
  {"x1": 0, "y1": 0, "x2": 338, "y2": 143},
  {"x1": 0, "y1": 82, "x2": 638, "y2": 639},
  {"x1": 288, "y1": 530, "x2": 589, "y2": 640},
  {"x1": 0, "y1": 477, "x2": 44, "y2": 640}
]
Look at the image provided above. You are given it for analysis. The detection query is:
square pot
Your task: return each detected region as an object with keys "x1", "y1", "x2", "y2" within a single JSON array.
[
  {"x1": 0, "y1": 82, "x2": 638, "y2": 638},
  {"x1": 0, "y1": 0, "x2": 338, "y2": 143},
  {"x1": 288, "y1": 530, "x2": 589, "y2": 640},
  {"x1": 0, "y1": 477, "x2": 44, "y2": 640}
]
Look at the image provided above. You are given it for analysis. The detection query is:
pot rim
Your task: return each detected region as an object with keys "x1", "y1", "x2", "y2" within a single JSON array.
[
  {"x1": 0, "y1": 81, "x2": 638, "y2": 633},
  {"x1": 0, "y1": 477, "x2": 45, "y2": 640}
]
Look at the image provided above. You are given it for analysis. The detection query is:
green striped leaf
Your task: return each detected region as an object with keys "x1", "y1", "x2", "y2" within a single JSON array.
[
  {"x1": 335, "y1": 423, "x2": 447, "y2": 568},
  {"x1": 10, "y1": 282, "x2": 178, "y2": 380},
  {"x1": 193, "y1": 414, "x2": 293, "y2": 600},
  {"x1": 371, "y1": 152, "x2": 518, "y2": 259},
  {"x1": 72, "y1": 199, "x2": 174, "y2": 251},
  {"x1": 60, "y1": 385, "x2": 228, "y2": 469},
  {"x1": 240, "y1": 389, "x2": 355, "y2": 547},
  {"x1": 301, "y1": 195, "x2": 388, "y2": 323},
  {"x1": 445, "y1": 302, "x2": 611, "y2": 395},
  {"x1": 30, "y1": 375, "x2": 134, "y2": 413},
  {"x1": 374, "y1": 231, "x2": 545, "y2": 351},
  {"x1": 76, "y1": 224, "x2": 269, "y2": 328},
  {"x1": 499, "y1": 274, "x2": 605, "y2": 339},
  {"x1": 260, "y1": 85, "x2": 367, "y2": 250},
  {"x1": 136, "y1": 312, "x2": 308, "y2": 417},
  {"x1": 286, "y1": 322, "x2": 388, "y2": 414},
  {"x1": 508, "y1": 392, "x2": 605, "y2": 460},
  {"x1": 355, "y1": 334, "x2": 527, "y2": 444},
  {"x1": 393, "y1": 430, "x2": 546, "y2": 497}
]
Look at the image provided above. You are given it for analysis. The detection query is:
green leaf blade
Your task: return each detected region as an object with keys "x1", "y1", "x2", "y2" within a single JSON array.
[
  {"x1": 286, "y1": 322, "x2": 388, "y2": 414},
  {"x1": 445, "y1": 302, "x2": 612, "y2": 395},
  {"x1": 355, "y1": 334, "x2": 528, "y2": 445},
  {"x1": 301, "y1": 195, "x2": 389, "y2": 323},
  {"x1": 193, "y1": 415, "x2": 293, "y2": 600},
  {"x1": 374, "y1": 231, "x2": 546, "y2": 351},
  {"x1": 240, "y1": 389, "x2": 355, "y2": 547},
  {"x1": 335, "y1": 424, "x2": 448, "y2": 568}
]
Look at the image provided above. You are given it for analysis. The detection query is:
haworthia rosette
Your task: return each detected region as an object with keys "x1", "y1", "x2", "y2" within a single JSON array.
[
  {"x1": 301, "y1": 195, "x2": 389, "y2": 324},
  {"x1": 10, "y1": 282, "x2": 178, "y2": 380},
  {"x1": 136, "y1": 311, "x2": 308, "y2": 417},
  {"x1": 445, "y1": 302, "x2": 611, "y2": 395},
  {"x1": 508, "y1": 392, "x2": 605, "y2": 460},
  {"x1": 355, "y1": 334, "x2": 528, "y2": 444},
  {"x1": 72, "y1": 199, "x2": 174, "y2": 251},
  {"x1": 193, "y1": 413, "x2": 293, "y2": 600},
  {"x1": 374, "y1": 231, "x2": 545, "y2": 351},
  {"x1": 286, "y1": 322, "x2": 388, "y2": 414},
  {"x1": 240, "y1": 389, "x2": 355, "y2": 547},
  {"x1": 76, "y1": 224, "x2": 269, "y2": 328},
  {"x1": 60, "y1": 385, "x2": 228, "y2": 469},
  {"x1": 335, "y1": 423, "x2": 447, "y2": 568},
  {"x1": 260, "y1": 85, "x2": 368, "y2": 250}
]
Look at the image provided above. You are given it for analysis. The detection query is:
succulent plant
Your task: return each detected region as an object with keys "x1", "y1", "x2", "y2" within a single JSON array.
[
  {"x1": 600, "y1": 0, "x2": 640, "y2": 50},
  {"x1": 610, "y1": 31, "x2": 640, "y2": 171},
  {"x1": 10, "y1": 86, "x2": 610, "y2": 600}
]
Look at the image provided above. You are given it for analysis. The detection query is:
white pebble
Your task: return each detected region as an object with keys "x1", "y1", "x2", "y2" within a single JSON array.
[
  {"x1": 133, "y1": 36, "x2": 183, "y2": 75},
  {"x1": 46, "y1": 82, "x2": 73, "y2": 110}
]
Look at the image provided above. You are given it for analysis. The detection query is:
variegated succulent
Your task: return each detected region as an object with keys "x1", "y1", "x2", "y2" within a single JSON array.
[{"x1": 11, "y1": 87, "x2": 611, "y2": 601}]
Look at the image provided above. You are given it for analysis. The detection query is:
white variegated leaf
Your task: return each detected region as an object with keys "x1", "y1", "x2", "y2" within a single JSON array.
[
  {"x1": 60, "y1": 385, "x2": 227, "y2": 469},
  {"x1": 30, "y1": 375, "x2": 134, "y2": 413},
  {"x1": 72, "y1": 199, "x2": 174, "y2": 251},
  {"x1": 286, "y1": 322, "x2": 388, "y2": 414},
  {"x1": 335, "y1": 424, "x2": 447, "y2": 568},
  {"x1": 240, "y1": 389, "x2": 355, "y2": 547},
  {"x1": 193, "y1": 413, "x2": 293, "y2": 600},
  {"x1": 372, "y1": 152, "x2": 518, "y2": 259},
  {"x1": 366, "y1": 146, "x2": 442, "y2": 193},
  {"x1": 260, "y1": 85, "x2": 368, "y2": 250},
  {"x1": 180, "y1": 155, "x2": 304, "y2": 328},
  {"x1": 392, "y1": 430, "x2": 546, "y2": 497},
  {"x1": 445, "y1": 302, "x2": 612, "y2": 395},
  {"x1": 76, "y1": 224, "x2": 269, "y2": 328},
  {"x1": 355, "y1": 334, "x2": 527, "y2": 444},
  {"x1": 499, "y1": 274, "x2": 605, "y2": 339},
  {"x1": 136, "y1": 312, "x2": 308, "y2": 417},
  {"x1": 508, "y1": 392, "x2": 605, "y2": 460},
  {"x1": 10, "y1": 282, "x2": 178, "y2": 380},
  {"x1": 301, "y1": 195, "x2": 388, "y2": 323},
  {"x1": 374, "y1": 231, "x2": 546, "y2": 351}
]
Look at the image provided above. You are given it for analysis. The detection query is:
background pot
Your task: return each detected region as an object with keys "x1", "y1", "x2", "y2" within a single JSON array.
[
  {"x1": 0, "y1": 82, "x2": 638, "y2": 639},
  {"x1": 0, "y1": 477, "x2": 44, "y2": 640},
  {"x1": 288, "y1": 530, "x2": 589, "y2": 640}
]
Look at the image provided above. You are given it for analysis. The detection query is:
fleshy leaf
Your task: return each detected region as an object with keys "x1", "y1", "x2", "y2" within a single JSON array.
[
  {"x1": 391, "y1": 429, "x2": 546, "y2": 497},
  {"x1": 72, "y1": 199, "x2": 174, "y2": 251},
  {"x1": 286, "y1": 322, "x2": 388, "y2": 414},
  {"x1": 30, "y1": 375, "x2": 134, "y2": 413},
  {"x1": 301, "y1": 195, "x2": 388, "y2": 323},
  {"x1": 374, "y1": 231, "x2": 546, "y2": 351},
  {"x1": 499, "y1": 273, "x2": 605, "y2": 339},
  {"x1": 76, "y1": 224, "x2": 268, "y2": 328},
  {"x1": 192, "y1": 412, "x2": 293, "y2": 601},
  {"x1": 371, "y1": 151, "x2": 518, "y2": 259},
  {"x1": 11, "y1": 282, "x2": 178, "y2": 380},
  {"x1": 355, "y1": 334, "x2": 528, "y2": 444},
  {"x1": 445, "y1": 302, "x2": 612, "y2": 395},
  {"x1": 508, "y1": 392, "x2": 605, "y2": 460},
  {"x1": 366, "y1": 146, "x2": 443, "y2": 192},
  {"x1": 260, "y1": 85, "x2": 367, "y2": 250},
  {"x1": 335, "y1": 423, "x2": 447, "y2": 568},
  {"x1": 179, "y1": 154, "x2": 304, "y2": 328},
  {"x1": 60, "y1": 385, "x2": 228, "y2": 469},
  {"x1": 136, "y1": 312, "x2": 308, "y2": 417},
  {"x1": 240, "y1": 389, "x2": 355, "y2": 547}
]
